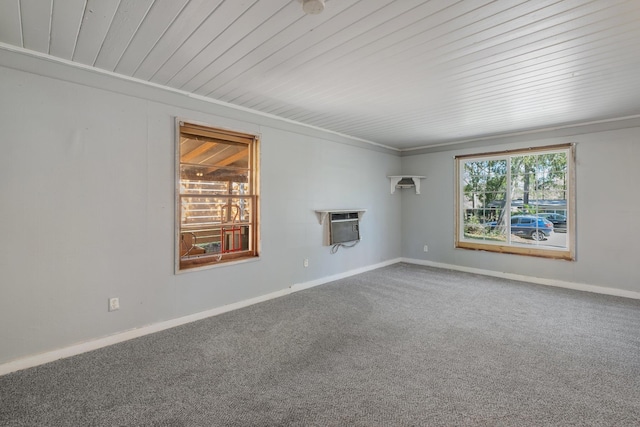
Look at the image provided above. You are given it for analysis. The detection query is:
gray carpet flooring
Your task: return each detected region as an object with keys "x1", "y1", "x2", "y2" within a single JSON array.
[{"x1": 1, "y1": 263, "x2": 640, "y2": 426}]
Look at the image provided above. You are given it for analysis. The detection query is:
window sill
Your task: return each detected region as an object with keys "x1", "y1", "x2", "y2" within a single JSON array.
[
  {"x1": 176, "y1": 254, "x2": 260, "y2": 274},
  {"x1": 456, "y1": 240, "x2": 574, "y2": 261}
]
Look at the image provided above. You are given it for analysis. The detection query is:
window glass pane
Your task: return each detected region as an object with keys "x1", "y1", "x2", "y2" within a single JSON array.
[
  {"x1": 180, "y1": 224, "x2": 252, "y2": 257},
  {"x1": 180, "y1": 138, "x2": 249, "y2": 168},
  {"x1": 181, "y1": 196, "x2": 252, "y2": 228},
  {"x1": 180, "y1": 196, "x2": 253, "y2": 260},
  {"x1": 462, "y1": 159, "x2": 507, "y2": 242},
  {"x1": 180, "y1": 165, "x2": 249, "y2": 196},
  {"x1": 509, "y1": 151, "x2": 568, "y2": 247}
]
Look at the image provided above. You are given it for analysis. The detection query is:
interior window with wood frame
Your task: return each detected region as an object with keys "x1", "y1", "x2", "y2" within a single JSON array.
[
  {"x1": 177, "y1": 121, "x2": 259, "y2": 271},
  {"x1": 455, "y1": 144, "x2": 575, "y2": 260}
]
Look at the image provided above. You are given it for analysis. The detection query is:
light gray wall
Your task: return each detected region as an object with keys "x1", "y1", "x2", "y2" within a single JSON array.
[
  {"x1": 0, "y1": 55, "x2": 402, "y2": 364},
  {"x1": 3, "y1": 47, "x2": 639, "y2": 366},
  {"x1": 400, "y1": 129, "x2": 640, "y2": 293}
]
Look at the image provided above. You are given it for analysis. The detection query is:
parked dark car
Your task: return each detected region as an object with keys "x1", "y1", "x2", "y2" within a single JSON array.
[
  {"x1": 537, "y1": 213, "x2": 567, "y2": 232},
  {"x1": 486, "y1": 215, "x2": 554, "y2": 241}
]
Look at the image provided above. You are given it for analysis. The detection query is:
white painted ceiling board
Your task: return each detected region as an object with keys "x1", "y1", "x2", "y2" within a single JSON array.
[
  {"x1": 430, "y1": 25, "x2": 630, "y2": 91},
  {"x1": 228, "y1": 0, "x2": 451, "y2": 111},
  {"x1": 0, "y1": 0, "x2": 22, "y2": 47},
  {"x1": 243, "y1": 0, "x2": 500, "y2": 110},
  {"x1": 433, "y1": 2, "x2": 631, "y2": 77},
  {"x1": 226, "y1": 0, "x2": 500, "y2": 114},
  {"x1": 49, "y1": 0, "x2": 86, "y2": 60},
  {"x1": 2, "y1": 0, "x2": 640, "y2": 150},
  {"x1": 72, "y1": 0, "x2": 119, "y2": 65},
  {"x1": 172, "y1": 0, "x2": 292, "y2": 92},
  {"x1": 220, "y1": 0, "x2": 451, "y2": 109},
  {"x1": 152, "y1": 0, "x2": 259, "y2": 86},
  {"x1": 114, "y1": 0, "x2": 191, "y2": 76},
  {"x1": 94, "y1": 0, "x2": 155, "y2": 71},
  {"x1": 263, "y1": 0, "x2": 598, "y2": 117},
  {"x1": 132, "y1": 0, "x2": 225, "y2": 81},
  {"x1": 449, "y1": 57, "x2": 636, "y2": 110},
  {"x1": 19, "y1": 0, "x2": 52, "y2": 54},
  {"x1": 437, "y1": 28, "x2": 636, "y2": 107},
  {"x1": 178, "y1": 0, "x2": 298, "y2": 93},
  {"x1": 198, "y1": 1, "x2": 360, "y2": 103},
  {"x1": 389, "y1": 18, "x2": 640, "y2": 115}
]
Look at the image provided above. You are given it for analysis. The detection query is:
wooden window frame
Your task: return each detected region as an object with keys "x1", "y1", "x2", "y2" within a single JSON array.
[
  {"x1": 175, "y1": 120, "x2": 260, "y2": 272},
  {"x1": 455, "y1": 143, "x2": 575, "y2": 261}
]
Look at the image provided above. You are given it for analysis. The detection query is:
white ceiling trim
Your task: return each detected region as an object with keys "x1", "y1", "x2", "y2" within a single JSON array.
[
  {"x1": 4, "y1": 40, "x2": 640, "y2": 155},
  {"x1": 400, "y1": 114, "x2": 640, "y2": 153},
  {"x1": 0, "y1": 42, "x2": 398, "y2": 151}
]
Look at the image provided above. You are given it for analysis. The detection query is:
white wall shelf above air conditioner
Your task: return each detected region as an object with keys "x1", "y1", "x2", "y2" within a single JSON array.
[
  {"x1": 314, "y1": 209, "x2": 366, "y2": 225},
  {"x1": 387, "y1": 176, "x2": 426, "y2": 194}
]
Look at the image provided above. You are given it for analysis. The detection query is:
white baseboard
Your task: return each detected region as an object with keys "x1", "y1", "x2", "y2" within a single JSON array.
[
  {"x1": 0, "y1": 288, "x2": 290, "y2": 377},
  {"x1": 401, "y1": 258, "x2": 640, "y2": 300},
  {"x1": 10, "y1": 256, "x2": 630, "y2": 376},
  {"x1": 0, "y1": 258, "x2": 401, "y2": 376},
  {"x1": 290, "y1": 258, "x2": 401, "y2": 292}
]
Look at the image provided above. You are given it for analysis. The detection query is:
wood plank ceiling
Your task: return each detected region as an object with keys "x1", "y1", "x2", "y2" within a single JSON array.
[{"x1": 1, "y1": 0, "x2": 640, "y2": 150}]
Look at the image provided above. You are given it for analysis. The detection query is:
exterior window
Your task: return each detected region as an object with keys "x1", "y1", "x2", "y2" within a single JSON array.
[
  {"x1": 176, "y1": 121, "x2": 259, "y2": 271},
  {"x1": 455, "y1": 144, "x2": 574, "y2": 260}
]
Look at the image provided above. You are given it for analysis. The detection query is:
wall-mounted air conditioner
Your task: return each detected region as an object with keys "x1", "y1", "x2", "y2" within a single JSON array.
[
  {"x1": 314, "y1": 209, "x2": 366, "y2": 246},
  {"x1": 329, "y1": 212, "x2": 360, "y2": 244}
]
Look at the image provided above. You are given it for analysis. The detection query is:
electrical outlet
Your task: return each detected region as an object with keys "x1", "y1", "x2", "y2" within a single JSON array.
[
  {"x1": 303, "y1": 258, "x2": 309, "y2": 268},
  {"x1": 423, "y1": 245, "x2": 429, "y2": 252},
  {"x1": 109, "y1": 297, "x2": 120, "y2": 312}
]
